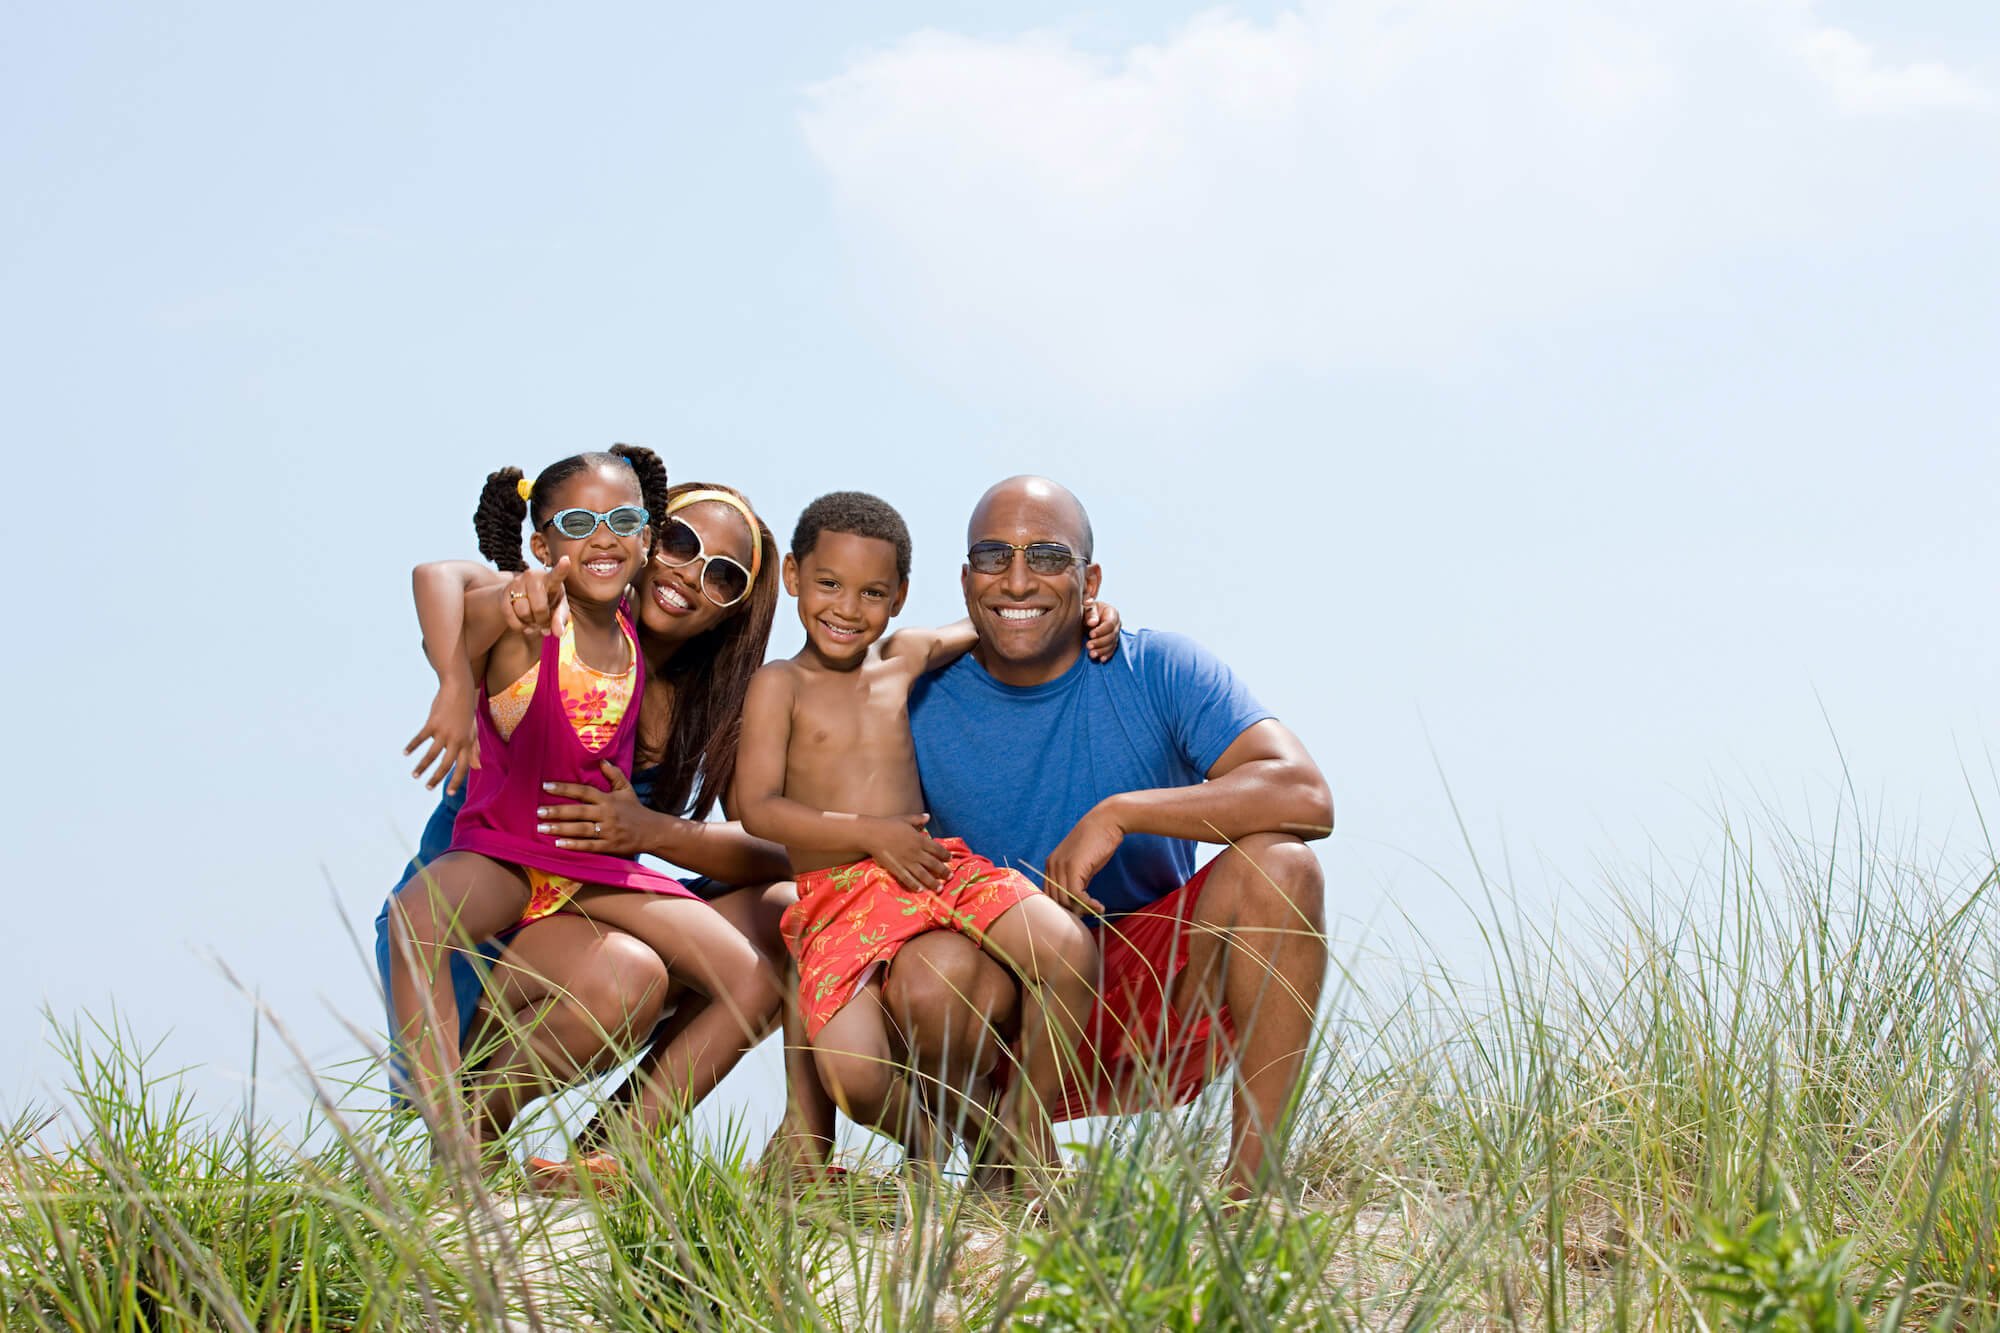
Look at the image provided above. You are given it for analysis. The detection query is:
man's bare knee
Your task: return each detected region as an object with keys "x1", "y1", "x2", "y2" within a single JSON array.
[{"x1": 1210, "y1": 834, "x2": 1324, "y2": 934}]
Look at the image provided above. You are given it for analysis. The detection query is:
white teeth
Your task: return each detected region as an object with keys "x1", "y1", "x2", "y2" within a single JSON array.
[
  {"x1": 997, "y1": 607, "x2": 1047, "y2": 621},
  {"x1": 656, "y1": 585, "x2": 691, "y2": 610}
]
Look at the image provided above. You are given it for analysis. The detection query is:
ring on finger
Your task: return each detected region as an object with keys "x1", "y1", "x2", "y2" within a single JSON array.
[{"x1": 594, "y1": 822, "x2": 602, "y2": 835}]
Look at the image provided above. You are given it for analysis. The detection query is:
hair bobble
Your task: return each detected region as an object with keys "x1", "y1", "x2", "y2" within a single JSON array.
[{"x1": 516, "y1": 477, "x2": 534, "y2": 501}]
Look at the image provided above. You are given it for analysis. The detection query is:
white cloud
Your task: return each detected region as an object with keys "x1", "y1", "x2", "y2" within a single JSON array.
[
  {"x1": 1801, "y1": 25, "x2": 1992, "y2": 116},
  {"x1": 800, "y1": 0, "x2": 1995, "y2": 398}
]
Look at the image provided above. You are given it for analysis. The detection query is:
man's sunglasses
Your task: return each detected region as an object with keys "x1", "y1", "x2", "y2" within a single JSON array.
[
  {"x1": 656, "y1": 516, "x2": 754, "y2": 607},
  {"x1": 541, "y1": 505, "x2": 651, "y2": 540},
  {"x1": 966, "y1": 540, "x2": 1087, "y2": 576}
]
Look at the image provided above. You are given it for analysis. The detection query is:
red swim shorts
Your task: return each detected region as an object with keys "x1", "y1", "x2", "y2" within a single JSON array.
[
  {"x1": 1047, "y1": 862, "x2": 1236, "y2": 1124},
  {"x1": 781, "y1": 837, "x2": 1038, "y2": 1039}
]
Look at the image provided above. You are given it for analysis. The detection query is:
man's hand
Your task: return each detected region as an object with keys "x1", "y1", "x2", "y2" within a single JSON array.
[
  {"x1": 1041, "y1": 806, "x2": 1118, "y2": 915},
  {"x1": 505, "y1": 556, "x2": 571, "y2": 638},
  {"x1": 539, "y1": 761, "x2": 654, "y2": 854},
  {"x1": 867, "y1": 814, "x2": 951, "y2": 892},
  {"x1": 404, "y1": 677, "x2": 478, "y2": 793}
]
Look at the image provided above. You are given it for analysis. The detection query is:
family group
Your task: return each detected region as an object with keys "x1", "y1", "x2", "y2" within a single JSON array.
[{"x1": 371, "y1": 447, "x2": 1334, "y2": 1197}]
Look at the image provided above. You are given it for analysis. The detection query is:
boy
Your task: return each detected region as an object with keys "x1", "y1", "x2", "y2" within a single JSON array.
[{"x1": 734, "y1": 491, "x2": 1106, "y2": 1183}]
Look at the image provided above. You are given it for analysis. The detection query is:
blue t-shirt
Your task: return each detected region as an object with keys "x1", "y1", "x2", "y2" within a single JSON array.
[{"x1": 908, "y1": 628, "x2": 1273, "y2": 919}]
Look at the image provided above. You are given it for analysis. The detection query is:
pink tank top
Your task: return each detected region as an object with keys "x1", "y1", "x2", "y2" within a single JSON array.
[{"x1": 451, "y1": 610, "x2": 693, "y2": 899}]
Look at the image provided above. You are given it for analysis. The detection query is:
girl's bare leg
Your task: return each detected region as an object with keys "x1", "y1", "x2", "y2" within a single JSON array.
[
  {"x1": 976, "y1": 897, "x2": 1101, "y2": 1182},
  {"x1": 562, "y1": 888, "x2": 783, "y2": 1136},
  {"x1": 385, "y1": 851, "x2": 532, "y2": 1146},
  {"x1": 810, "y1": 980, "x2": 932, "y2": 1162}
]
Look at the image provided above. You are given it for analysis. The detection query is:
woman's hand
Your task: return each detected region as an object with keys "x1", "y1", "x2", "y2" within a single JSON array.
[
  {"x1": 1084, "y1": 599, "x2": 1122, "y2": 663},
  {"x1": 404, "y1": 677, "x2": 478, "y2": 793},
  {"x1": 866, "y1": 813, "x2": 951, "y2": 892},
  {"x1": 504, "y1": 556, "x2": 571, "y2": 638},
  {"x1": 538, "y1": 760, "x2": 655, "y2": 854}
]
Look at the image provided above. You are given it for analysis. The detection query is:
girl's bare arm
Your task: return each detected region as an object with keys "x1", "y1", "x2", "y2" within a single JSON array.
[{"x1": 468, "y1": 556, "x2": 570, "y2": 689}]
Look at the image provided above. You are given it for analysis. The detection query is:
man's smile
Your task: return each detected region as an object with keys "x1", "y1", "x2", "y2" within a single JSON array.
[{"x1": 993, "y1": 606, "x2": 1049, "y2": 622}]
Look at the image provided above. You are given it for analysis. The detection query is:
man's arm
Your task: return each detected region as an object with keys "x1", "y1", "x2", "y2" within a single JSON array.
[{"x1": 1041, "y1": 719, "x2": 1333, "y2": 903}]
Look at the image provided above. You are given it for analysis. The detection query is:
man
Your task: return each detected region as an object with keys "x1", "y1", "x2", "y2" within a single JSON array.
[{"x1": 888, "y1": 475, "x2": 1333, "y2": 1195}]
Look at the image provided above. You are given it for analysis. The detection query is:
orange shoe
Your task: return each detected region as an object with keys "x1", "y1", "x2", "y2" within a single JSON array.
[{"x1": 526, "y1": 1152, "x2": 624, "y2": 1195}]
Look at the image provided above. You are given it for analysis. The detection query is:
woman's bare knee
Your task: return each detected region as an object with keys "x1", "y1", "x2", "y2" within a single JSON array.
[{"x1": 568, "y1": 933, "x2": 670, "y2": 1044}]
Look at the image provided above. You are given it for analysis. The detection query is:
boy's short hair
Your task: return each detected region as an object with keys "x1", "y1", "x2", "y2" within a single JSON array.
[{"x1": 791, "y1": 491, "x2": 913, "y2": 581}]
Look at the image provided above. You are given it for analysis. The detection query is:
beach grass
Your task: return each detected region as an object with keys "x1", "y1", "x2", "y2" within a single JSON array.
[{"x1": 5, "y1": 807, "x2": 1999, "y2": 1330}]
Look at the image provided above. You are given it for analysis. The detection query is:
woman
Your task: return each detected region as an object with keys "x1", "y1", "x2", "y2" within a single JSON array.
[{"x1": 375, "y1": 479, "x2": 832, "y2": 1177}]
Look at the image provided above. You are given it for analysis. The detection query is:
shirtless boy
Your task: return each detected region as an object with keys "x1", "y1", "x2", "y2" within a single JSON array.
[{"x1": 733, "y1": 491, "x2": 1105, "y2": 1180}]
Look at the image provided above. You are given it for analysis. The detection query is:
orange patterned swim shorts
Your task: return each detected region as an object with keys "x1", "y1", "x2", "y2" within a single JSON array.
[{"x1": 780, "y1": 837, "x2": 1038, "y2": 1038}]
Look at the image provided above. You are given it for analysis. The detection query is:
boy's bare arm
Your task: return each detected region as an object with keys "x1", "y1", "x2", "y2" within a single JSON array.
[
  {"x1": 881, "y1": 618, "x2": 978, "y2": 675},
  {"x1": 732, "y1": 666, "x2": 949, "y2": 889},
  {"x1": 883, "y1": 603, "x2": 1123, "y2": 675}
]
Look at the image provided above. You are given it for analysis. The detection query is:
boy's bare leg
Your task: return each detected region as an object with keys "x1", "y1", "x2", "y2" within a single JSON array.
[
  {"x1": 563, "y1": 889, "x2": 784, "y2": 1136},
  {"x1": 385, "y1": 851, "x2": 533, "y2": 1152},
  {"x1": 976, "y1": 897, "x2": 1101, "y2": 1186},
  {"x1": 883, "y1": 932, "x2": 1018, "y2": 1161},
  {"x1": 810, "y1": 979, "x2": 933, "y2": 1163},
  {"x1": 766, "y1": 994, "x2": 841, "y2": 1173}
]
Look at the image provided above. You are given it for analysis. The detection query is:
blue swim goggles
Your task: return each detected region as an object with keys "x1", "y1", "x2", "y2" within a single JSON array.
[{"x1": 540, "y1": 505, "x2": 651, "y2": 539}]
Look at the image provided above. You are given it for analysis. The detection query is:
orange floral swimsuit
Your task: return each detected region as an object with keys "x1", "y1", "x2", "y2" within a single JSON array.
[{"x1": 487, "y1": 615, "x2": 635, "y2": 924}]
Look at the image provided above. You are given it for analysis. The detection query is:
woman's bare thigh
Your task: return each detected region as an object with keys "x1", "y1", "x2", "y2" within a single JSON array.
[{"x1": 561, "y1": 887, "x2": 764, "y2": 996}]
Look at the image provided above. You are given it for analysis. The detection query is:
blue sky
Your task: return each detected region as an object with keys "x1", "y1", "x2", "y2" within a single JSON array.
[{"x1": 4, "y1": 1, "x2": 1995, "y2": 1137}]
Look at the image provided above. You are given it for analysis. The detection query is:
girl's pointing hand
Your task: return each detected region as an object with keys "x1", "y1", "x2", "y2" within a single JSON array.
[{"x1": 505, "y1": 555, "x2": 571, "y2": 638}]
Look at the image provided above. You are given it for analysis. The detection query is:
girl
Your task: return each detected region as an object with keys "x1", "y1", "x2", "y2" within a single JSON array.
[{"x1": 384, "y1": 450, "x2": 785, "y2": 1165}]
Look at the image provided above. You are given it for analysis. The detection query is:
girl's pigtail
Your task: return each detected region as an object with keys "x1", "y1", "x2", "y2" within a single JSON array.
[
  {"x1": 612, "y1": 443, "x2": 670, "y2": 538},
  {"x1": 474, "y1": 466, "x2": 530, "y2": 572}
]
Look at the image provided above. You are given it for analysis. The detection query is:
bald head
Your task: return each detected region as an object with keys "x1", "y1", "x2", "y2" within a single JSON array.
[
  {"x1": 960, "y1": 475, "x2": 1102, "y2": 686},
  {"x1": 967, "y1": 475, "x2": 1093, "y2": 561}
]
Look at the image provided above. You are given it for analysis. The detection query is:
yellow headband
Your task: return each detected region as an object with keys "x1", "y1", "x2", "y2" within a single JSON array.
[{"x1": 666, "y1": 488, "x2": 764, "y2": 581}]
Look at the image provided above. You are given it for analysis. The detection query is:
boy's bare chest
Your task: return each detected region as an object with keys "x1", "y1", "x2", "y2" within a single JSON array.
[{"x1": 789, "y1": 670, "x2": 914, "y2": 758}]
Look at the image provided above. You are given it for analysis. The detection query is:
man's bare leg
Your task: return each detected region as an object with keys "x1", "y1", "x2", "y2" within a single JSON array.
[
  {"x1": 977, "y1": 899, "x2": 1099, "y2": 1183},
  {"x1": 1168, "y1": 834, "x2": 1325, "y2": 1197}
]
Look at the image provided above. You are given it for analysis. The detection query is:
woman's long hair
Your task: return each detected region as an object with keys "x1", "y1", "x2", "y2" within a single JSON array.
[{"x1": 644, "y1": 480, "x2": 778, "y2": 822}]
